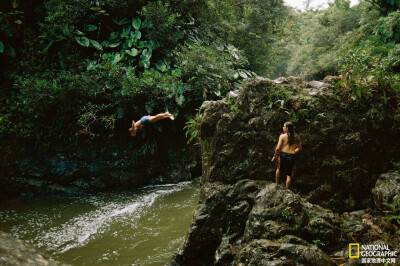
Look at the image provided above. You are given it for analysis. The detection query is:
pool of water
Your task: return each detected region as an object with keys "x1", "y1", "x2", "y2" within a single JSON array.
[{"x1": 0, "y1": 181, "x2": 200, "y2": 265}]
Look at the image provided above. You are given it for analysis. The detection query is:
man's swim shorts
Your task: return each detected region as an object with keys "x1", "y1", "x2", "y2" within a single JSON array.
[{"x1": 278, "y1": 152, "x2": 296, "y2": 177}]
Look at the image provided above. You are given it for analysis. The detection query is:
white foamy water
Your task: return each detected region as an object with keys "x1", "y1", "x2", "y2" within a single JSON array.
[{"x1": 0, "y1": 181, "x2": 198, "y2": 265}]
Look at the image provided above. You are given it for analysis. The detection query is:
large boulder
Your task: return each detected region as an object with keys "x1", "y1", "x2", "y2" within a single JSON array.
[
  {"x1": 172, "y1": 77, "x2": 400, "y2": 265},
  {"x1": 200, "y1": 78, "x2": 399, "y2": 211},
  {"x1": 173, "y1": 183, "x2": 352, "y2": 265},
  {"x1": 372, "y1": 171, "x2": 400, "y2": 211}
]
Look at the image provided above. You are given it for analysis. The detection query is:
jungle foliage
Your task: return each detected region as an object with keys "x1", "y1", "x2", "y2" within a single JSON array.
[
  {"x1": 280, "y1": 0, "x2": 400, "y2": 87},
  {"x1": 0, "y1": 0, "x2": 399, "y2": 147},
  {"x1": 0, "y1": 0, "x2": 286, "y2": 145}
]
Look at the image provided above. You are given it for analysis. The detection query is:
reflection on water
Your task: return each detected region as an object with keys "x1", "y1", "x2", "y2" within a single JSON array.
[{"x1": 0, "y1": 181, "x2": 200, "y2": 265}]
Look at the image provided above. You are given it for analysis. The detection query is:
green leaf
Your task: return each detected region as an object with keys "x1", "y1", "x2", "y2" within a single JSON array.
[
  {"x1": 121, "y1": 26, "x2": 131, "y2": 38},
  {"x1": 86, "y1": 61, "x2": 97, "y2": 71},
  {"x1": 75, "y1": 30, "x2": 86, "y2": 36},
  {"x1": 142, "y1": 48, "x2": 152, "y2": 58},
  {"x1": 90, "y1": 39, "x2": 103, "y2": 51},
  {"x1": 0, "y1": 41, "x2": 4, "y2": 53},
  {"x1": 155, "y1": 60, "x2": 167, "y2": 72},
  {"x1": 126, "y1": 48, "x2": 139, "y2": 57},
  {"x1": 112, "y1": 54, "x2": 124, "y2": 64},
  {"x1": 140, "y1": 55, "x2": 150, "y2": 69},
  {"x1": 127, "y1": 36, "x2": 135, "y2": 47},
  {"x1": 109, "y1": 42, "x2": 121, "y2": 48},
  {"x1": 172, "y1": 69, "x2": 182, "y2": 76},
  {"x1": 110, "y1": 31, "x2": 119, "y2": 40},
  {"x1": 135, "y1": 29, "x2": 141, "y2": 40},
  {"x1": 14, "y1": 20, "x2": 22, "y2": 25},
  {"x1": 75, "y1": 36, "x2": 90, "y2": 47},
  {"x1": 62, "y1": 25, "x2": 74, "y2": 35},
  {"x1": 132, "y1": 17, "x2": 141, "y2": 30},
  {"x1": 43, "y1": 40, "x2": 54, "y2": 53},
  {"x1": 101, "y1": 40, "x2": 109, "y2": 47},
  {"x1": 102, "y1": 53, "x2": 112, "y2": 59},
  {"x1": 85, "y1": 24, "x2": 98, "y2": 31}
]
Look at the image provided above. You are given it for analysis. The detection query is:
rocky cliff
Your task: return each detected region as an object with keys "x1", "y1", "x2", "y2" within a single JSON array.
[
  {"x1": 172, "y1": 77, "x2": 400, "y2": 265},
  {"x1": 1, "y1": 128, "x2": 200, "y2": 196}
]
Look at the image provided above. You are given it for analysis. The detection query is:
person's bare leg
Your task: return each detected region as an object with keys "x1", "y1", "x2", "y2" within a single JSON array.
[
  {"x1": 275, "y1": 168, "x2": 280, "y2": 185},
  {"x1": 148, "y1": 112, "x2": 174, "y2": 123},
  {"x1": 286, "y1": 175, "x2": 292, "y2": 189}
]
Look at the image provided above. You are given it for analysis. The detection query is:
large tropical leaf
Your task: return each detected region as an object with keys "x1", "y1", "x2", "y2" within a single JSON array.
[
  {"x1": 132, "y1": 17, "x2": 141, "y2": 30},
  {"x1": 135, "y1": 30, "x2": 142, "y2": 40},
  {"x1": 75, "y1": 36, "x2": 90, "y2": 47},
  {"x1": 90, "y1": 39, "x2": 103, "y2": 51},
  {"x1": 109, "y1": 42, "x2": 121, "y2": 48}
]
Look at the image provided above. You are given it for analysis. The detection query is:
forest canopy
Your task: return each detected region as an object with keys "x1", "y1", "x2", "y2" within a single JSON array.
[{"x1": 0, "y1": 0, "x2": 399, "y2": 145}]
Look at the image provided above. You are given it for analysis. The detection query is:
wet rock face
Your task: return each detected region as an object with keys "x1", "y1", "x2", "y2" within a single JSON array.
[
  {"x1": 1, "y1": 141, "x2": 198, "y2": 196},
  {"x1": 0, "y1": 231, "x2": 66, "y2": 265},
  {"x1": 201, "y1": 78, "x2": 399, "y2": 211}
]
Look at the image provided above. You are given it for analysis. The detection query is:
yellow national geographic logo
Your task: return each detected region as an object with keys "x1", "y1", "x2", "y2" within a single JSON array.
[{"x1": 349, "y1": 243, "x2": 360, "y2": 258}]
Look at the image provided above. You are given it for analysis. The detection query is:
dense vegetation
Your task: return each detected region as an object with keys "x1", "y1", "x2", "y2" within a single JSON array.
[{"x1": 0, "y1": 0, "x2": 399, "y2": 148}]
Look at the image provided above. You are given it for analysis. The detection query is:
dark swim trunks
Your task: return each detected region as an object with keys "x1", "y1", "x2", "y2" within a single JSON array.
[
  {"x1": 140, "y1": 115, "x2": 150, "y2": 125},
  {"x1": 278, "y1": 152, "x2": 296, "y2": 177}
]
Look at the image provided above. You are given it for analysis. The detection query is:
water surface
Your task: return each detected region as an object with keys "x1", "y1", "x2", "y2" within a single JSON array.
[{"x1": 0, "y1": 181, "x2": 199, "y2": 265}]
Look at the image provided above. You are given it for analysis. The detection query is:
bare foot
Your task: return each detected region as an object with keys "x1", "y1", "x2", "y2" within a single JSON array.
[{"x1": 167, "y1": 112, "x2": 175, "y2": 120}]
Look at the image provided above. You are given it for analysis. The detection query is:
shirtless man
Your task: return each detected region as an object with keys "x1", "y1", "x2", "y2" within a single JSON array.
[
  {"x1": 129, "y1": 112, "x2": 174, "y2": 137},
  {"x1": 271, "y1": 122, "x2": 302, "y2": 189}
]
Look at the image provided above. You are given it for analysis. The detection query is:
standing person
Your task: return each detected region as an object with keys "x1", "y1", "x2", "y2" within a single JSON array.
[
  {"x1": 271, "y1": 122, "x2": 302, "y2": 189},
  {"x1": 129, "y1": 112, "x2": 174, "y2": 137}
]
